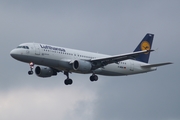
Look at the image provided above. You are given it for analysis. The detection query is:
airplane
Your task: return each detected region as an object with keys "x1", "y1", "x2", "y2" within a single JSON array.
[{"x1": 10, "y1": 33, "x2": 172, "y2": 85}]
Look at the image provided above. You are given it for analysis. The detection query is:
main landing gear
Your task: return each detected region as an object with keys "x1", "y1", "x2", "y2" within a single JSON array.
[
  {"x1": 28, "y1": 62, "x2": 34, "y2": 75},
  {"x1": 63, "y1": 72, "x2": 99, "y2": 85},
  {"x1": 64, "y1": 71, "x2": 73, "y2": 85}
]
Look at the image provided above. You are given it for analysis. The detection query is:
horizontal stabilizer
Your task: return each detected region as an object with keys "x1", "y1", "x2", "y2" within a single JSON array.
[{"x1": 141, "y1": 62, "x2": 173, "y2": 68}]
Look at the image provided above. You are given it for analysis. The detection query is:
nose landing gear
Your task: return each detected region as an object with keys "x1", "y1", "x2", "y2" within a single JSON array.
[{"x1": 28, "y1": 62, "x2": 34, "y2": 75}]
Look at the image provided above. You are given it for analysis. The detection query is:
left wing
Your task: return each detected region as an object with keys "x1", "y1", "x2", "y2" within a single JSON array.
[{"x1": 90, "y1": 50, "x2": 154, "y2": 69}]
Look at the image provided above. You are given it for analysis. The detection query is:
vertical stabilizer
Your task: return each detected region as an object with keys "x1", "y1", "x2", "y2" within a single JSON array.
[{"x1": 133, "y1": 33, "x2": 154, "y2": 63}]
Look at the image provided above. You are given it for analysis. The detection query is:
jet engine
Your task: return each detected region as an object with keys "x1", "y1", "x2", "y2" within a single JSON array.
[
  {"x1": 72, "y1": 60, "x2": 92, "y2": 72},
  {"x1": 35, "y1": 66, "x2": 57, "y2": 77}
]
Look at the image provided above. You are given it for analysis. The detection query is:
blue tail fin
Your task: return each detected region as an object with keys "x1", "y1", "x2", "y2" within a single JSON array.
[{"x1": 133, "y1": 33, "x2": 154, "y2": 63}]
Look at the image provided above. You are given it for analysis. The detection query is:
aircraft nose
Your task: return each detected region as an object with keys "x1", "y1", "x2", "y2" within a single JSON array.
[{"x1": 10, "y1": 49, "x2": 17, "y2": 58}]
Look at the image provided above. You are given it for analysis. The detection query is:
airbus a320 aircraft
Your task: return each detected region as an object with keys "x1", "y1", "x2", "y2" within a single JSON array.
[{"x1": 10, "y1": 33, "x2": 172, "y2": 85}]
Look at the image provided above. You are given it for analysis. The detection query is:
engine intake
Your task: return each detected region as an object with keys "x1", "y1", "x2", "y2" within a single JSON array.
[
  {"x1": 73, "y1": 60, "x2": 92, "y2": 73},
  {"x1": 35, "y1": 66, "x2": 57, "y2": 77}
]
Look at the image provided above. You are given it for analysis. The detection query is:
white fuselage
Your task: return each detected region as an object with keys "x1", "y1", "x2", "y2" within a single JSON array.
[{"x1": 10, "y1": 43, "x2": 156, "y2": 76}]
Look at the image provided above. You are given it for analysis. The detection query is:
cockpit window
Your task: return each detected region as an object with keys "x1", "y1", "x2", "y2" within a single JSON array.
[
  {"x1": 17, "y1": 46, "x2": 29, "y2": 49},
  {"x1": 25, "y1": 46, "x2": 29, "y2": 49}
]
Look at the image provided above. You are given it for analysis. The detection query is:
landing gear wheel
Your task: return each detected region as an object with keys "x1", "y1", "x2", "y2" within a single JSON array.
[
  {"x1": 68, "y1": 79, "x2": 73, "y2": 85},
  {"x1": 90, "y1": 76, "x2": 94, "y2": 81},
  {"x1": 28, "y1": 71, "x2": 33, "y2": 75},
  {"x1": 64, "y1": 79, "x2": 69, "y2": 85},
  {"x1": 94, "y1": 75, "x2": 98, "y2": 81},
  {"x1": 64, "y1": 79, "x2": 73, "y2": 85},
  {"x1": 90, "y1": 75, "x2": 98, "y2": 82}
]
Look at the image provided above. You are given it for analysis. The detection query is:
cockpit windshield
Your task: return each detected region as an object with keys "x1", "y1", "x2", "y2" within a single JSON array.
[{"x1": 17, "y1": 46, "x2": 29, "y2": 49}]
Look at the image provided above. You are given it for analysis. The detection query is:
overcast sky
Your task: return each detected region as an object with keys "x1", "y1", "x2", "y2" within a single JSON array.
[{"x1": 0, "y1": 0, "x2": 179, "y2": 120}]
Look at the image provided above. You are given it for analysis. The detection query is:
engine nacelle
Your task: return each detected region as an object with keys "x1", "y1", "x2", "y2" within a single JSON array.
[
  {"x1": 72, "y1": 60, "x2": 92, "y2": 73},
  {"x1": 35, "y1": 66, "x2": 57, "y2": 78}
]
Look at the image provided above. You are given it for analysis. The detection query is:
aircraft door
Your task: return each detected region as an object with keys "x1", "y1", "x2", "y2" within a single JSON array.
[
  {"x1": 130, "y1": 60, "x2": 134, "y2": 71},
  {"x1": 34, "y1": 43, "x2": 40, "y2": 55}
]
